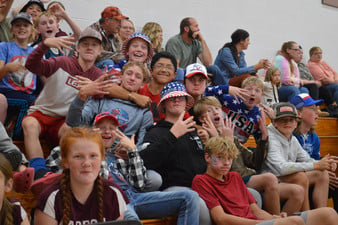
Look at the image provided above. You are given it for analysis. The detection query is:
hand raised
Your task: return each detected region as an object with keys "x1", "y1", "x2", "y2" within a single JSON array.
[
  {"x1": 44, "y1": 36, "x2": 75, "y2": 54},
  {"x1": 76, "y1": 74, "x2": 113, "y2": 100},
  {"x1": 170, "y1": 112, "x2": 196, "y2": 138}
]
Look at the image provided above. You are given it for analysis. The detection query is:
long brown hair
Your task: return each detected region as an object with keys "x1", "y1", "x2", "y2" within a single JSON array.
[
  {"x1": 59, "y1": 127, "x2": 104, "y2": 225},
  {"x1": 0, "y1": 154, "x2": 14, "y2": 225},
  {"x1": 281, "y1": 41, "x2": 297, "y2": 74}
]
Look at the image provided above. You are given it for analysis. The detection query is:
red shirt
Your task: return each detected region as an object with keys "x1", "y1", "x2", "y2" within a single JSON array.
[
  {"x1": 192, "y1": 172, "x2": 258, "y2": 219},
  {"x1": 138, "y1": 84, "x2": 165, "y2": 122}
]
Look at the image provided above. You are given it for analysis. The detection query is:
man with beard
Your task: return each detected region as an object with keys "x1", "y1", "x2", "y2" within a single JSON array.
[{"x1": 165, "y1": 17, "x2": 212, "y2": 68}]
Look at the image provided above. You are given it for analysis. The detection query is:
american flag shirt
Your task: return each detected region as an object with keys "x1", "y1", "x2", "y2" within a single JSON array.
[{"x1": 205, "y1": 84, "x2": 262, "y2": 144}]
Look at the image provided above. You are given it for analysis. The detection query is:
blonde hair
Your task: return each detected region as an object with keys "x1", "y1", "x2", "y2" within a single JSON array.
[
  {"x1": 205, "y1": 136, "x2": 238, "y2": 159},
  {"x1": 35, "y1": 11, "x2": 57, "y2": 28},
  {"x1": 10, "y1": 20, "x2": 35, "y2": 43},
  {"x1": 193, "y1": 96, "x2": 222, "y2": 118},
  {"x1": 121, "y1": 61, "x2": 148, "y2": 82},
  {"x1": 142, "y1": 22, "x2": 163, "y2": 53},
  {"x1": 241, "y1": 76, "x2": 264, "y2": 90},
  {"x1": 264, "y1": 67, "x2": 281, "y2": 87}
]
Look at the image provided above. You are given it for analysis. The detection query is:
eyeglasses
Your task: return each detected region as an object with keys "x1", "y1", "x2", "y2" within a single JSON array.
[
  {"x1": 153, "y1": 63, "x2": 175, "y2": 71},
  {"x1": 290, "y1": 48, "x2": 301, "y2": 53},
  {"x1": 167, "y1": 96, "x2": 186, "y2": 102}
]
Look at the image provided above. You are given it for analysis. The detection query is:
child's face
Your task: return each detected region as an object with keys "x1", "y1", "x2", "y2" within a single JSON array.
[
  {"x1": 151, "y1": 58, "x2": 176, "y2": 85},
  {"x1": 121, "y1": 65, "x2": 144, "y2": 92},
  {"x1": 11, "y1": 20, "x2": 32, "y2": 41},
  {"x1": 242, "y1": 84, "x2": 263, "y2": 110},
  {"x1": 206, "y1": 105, "x2": 223, "y2": 128},
  {"x1": 0, "y1": 170, "x2": 12, "y2": 206},
  {"x1": 185, "y1": 74, "x2": 207, "y2": 98},
  {"x1": 37, "y1": 15, "x2": 58, "y2": 39},
  {"x1": 119, "y1": 20, "x2": 134, "y2": 41},
  {"x1": 127, "y1": 38, "x2": 148, "y2": 62},
  {"x1": 25, "y1": 3, "x2": 43, "y2": 21},
  {"x1": 298, "y1": 105, "x2": 319, "y2": 127},
  {"x1": 63, "y1": 138, "x2": 102, "y2": 186},
  {"x1": 274, "y1": 116, "x2": 297, "y2": 138},
  {"x1": 164, "y1": 96, "x2": 187, "y2": 116},
  {"x1": 77, "y1": 38, "x2": 102, "y2": 63},
  {"x1": 95, "y1": 118, "x2": 118, "y2": 150},
  {"x1": 207, "y1": 153, "x2": 232, "y2": 176},
  {"x1": 271, "y1": 71, "x2": 281, "y2": 85}
]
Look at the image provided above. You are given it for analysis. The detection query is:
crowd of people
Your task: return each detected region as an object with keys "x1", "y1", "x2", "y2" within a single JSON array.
[{"x1": 1, "y1": 0, "x2": 338, "y2": 225}]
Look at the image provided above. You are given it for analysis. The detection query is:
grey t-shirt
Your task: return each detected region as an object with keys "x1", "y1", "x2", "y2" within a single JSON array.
[{"x1": 165, "y1": 34, "x2": 202, "y2": 68}]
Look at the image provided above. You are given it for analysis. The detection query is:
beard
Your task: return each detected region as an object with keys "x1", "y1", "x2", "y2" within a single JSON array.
[{"x1": 188, "y1": 28, "x2": 194, "y2": 39}]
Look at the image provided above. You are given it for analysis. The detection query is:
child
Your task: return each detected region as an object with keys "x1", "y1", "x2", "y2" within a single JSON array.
[
  {"x1": 262, "y1": 102, "x2": 334, "y2": 211},
  {"x1": 205, "y1": 76, "x2": 269, "y2": 145},
  {"x1": 0, "y1": 154, "x2": 30, "y2": 225},
  {"x1": 22, "y1": 28, "x2": 104, "y2": 179},
  {"x1": 194, "y1": 96, "x2": 304, "y2": 215},
  {"x1": 192, "y1": 136, "x2": 338, "y2": 225},
  {"x1": 262, "y1": 67, "x2": 280, "y2": 107},
  {"x1": 34, "y1": 127, "x2": 128, "y2": 224},
  {"x1": 17, "y1": 0, "x2": 45, "y2": 24},
  {"x1": 66, "y1": 61, "x2": 153, "y2": 147},
  {"x1": 0, "y1": 12, "x2": 38, "y2": 139},
  {"x1": 290, "y1": 93, "x2": 338, "y2": 211}
]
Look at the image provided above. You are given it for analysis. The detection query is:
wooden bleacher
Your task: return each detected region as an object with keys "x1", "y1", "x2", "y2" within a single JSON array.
[{"x1": 8, "y1": 117, "x2": 337, "y2": 224}]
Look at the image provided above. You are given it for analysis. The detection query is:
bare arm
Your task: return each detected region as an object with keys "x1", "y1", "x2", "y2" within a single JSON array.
[
  {"x1": 34, "y1": 209, "x2": 58, "y2": 225},
  {"x1": 105, "y1": 83, "x2": 151, "y2": 108},
  {"x1": 196, "y1": 32, "x2": 213, "y2": 67},
  {"x1": 48, "y1": 4, "x2": 82, "y2": 41},
  {"x1": 0, "y1": 0, "x2": 14, "y2": 22},
  {"x1": 250, "y1": 203, "x2": 274, "y2": 220},
  {"x1": 0, "y1": 60, "x2": 25, "y2": 80}
]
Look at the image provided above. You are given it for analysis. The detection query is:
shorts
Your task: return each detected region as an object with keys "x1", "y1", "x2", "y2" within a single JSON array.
[
  {"x1": 257, "y1": 211, "x2": 308, "y2": 225},
  {"x1": 25, "y1": 110, "x2": 65, "y2": 147}
]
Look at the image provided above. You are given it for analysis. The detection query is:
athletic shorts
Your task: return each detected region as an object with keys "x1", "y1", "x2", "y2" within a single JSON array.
[
  {"x1": 25, "y1": 110, "x2": 65, "y2": 146},
  {"x1": 257, "y1": 211, "x2": 308, "y2": 225}
]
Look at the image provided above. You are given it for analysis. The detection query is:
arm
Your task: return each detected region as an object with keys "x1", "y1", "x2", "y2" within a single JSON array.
[
  {"x1": 0, "y1": 0, "x2": 14, "y2": 22},
  {"x1": 250, "y1": 203, "x2": 274, "y2": 220},
  {"x1": 196, "y1": 33, "x2": 212, "y2": 66},
  {"x1": 34, "y1": 209, "x2": 58, "y2": 225},
  {"x1": 65, "y1": 96, "x2": 98, "y2": 127},
  {"x1": 106, "y1": 83, "x2": 151, "y2": 108},
  {"x1": 218, "y1": 48, "x2": 256, "y2": 76},
  {"x1": 135, "y1": 110, "x2": 153, "y2": 148},
  {"x1": 48, "y1": 4, "x2": 82, "y2": 41},
  {"x1": 0, "y1": 60, "x2": 25, "y2": 80}
]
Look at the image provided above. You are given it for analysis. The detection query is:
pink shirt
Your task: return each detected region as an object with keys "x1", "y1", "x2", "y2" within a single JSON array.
[{"x1": 307, "y1": 60, "x2": 336, "y2": 81}]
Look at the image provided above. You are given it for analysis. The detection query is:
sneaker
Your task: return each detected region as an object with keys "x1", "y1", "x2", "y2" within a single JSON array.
[{"x1": 13, "y1": 168, "x2": 34, "y2": 193}]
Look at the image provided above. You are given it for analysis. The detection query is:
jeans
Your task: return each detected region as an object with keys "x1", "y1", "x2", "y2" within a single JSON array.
[
  {"x1": 278, "y1": 85, "x2": 309, "y2": 102},
  {"x1": 124, "y1": 189, "x2": 200, "y2": 225},
  {"x1": 325, "y1": 84, "x2": 338, "y2": 103},
  {"x1": 164, "y1": 186, "x2": 212, "y2": 225}
]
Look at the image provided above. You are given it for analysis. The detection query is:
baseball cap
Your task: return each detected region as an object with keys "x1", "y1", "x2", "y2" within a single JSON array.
[
  {"x1": 185, "y1": 63, "x2": 208, "y2": 80},
  {"x1": 157, "y1": 82, "x2": 194, "y2": 113},
  {"x1": 11, "y1": 12, "x2": 33, "y2": 25},
  {"x1": 290, "y1": 93, "x2": 324, "y2": 109},
  {"x1": 101, "y1": 6, "x2": 128, "y2": 20},
  {"x1": 94, "y1": 112, "x2": 119, "y2": 126},
  {"x1": 274, "y1": 102, "x2": 298, "y2": 120},
  {"x1": 122, "y1": 32, "x2": 154, "y2": 63},
  {"x1": 78, "y1": 27, "x2": 102, "y2": 43},
  {"x1": 20, "y1": 0, "x2": 45, "y2": 13}
]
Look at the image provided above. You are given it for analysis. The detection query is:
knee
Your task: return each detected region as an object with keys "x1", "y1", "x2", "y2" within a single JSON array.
[
  {"x1": 292, "y1": 172, "x2": 309, "y2": 187},
  {"x1": 22, "y1": 117, "x2": 40, "y2": 133},
  {"x1": 261, "y1": 173, "x2": 279, "y2": 190},
  {"x1": 285, "y1": 216, "x2": 304, "y2": 225},
  {"x1": 290, "y1": 184, "x2": 305, "y2": 203}
]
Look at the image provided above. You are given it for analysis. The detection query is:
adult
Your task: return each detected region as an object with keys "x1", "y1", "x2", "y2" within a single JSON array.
[
  {"x1": 0, "y1": 0, "x2": 14, "y2": 42},
  {"x1": 213, "y1": 29, "x2": 270, "y2": 86},
  {"x1": 165, "y1": 17, "x2": 212, "y2": 69},
  {"x1": 89, "y1": 6, "x2": 128, "y2": 65},
  {"x1": 296, "y1": 46, "x2": 336, "y2": 117},
  {"x1": 274, "y1": 41, "x2": 309, "y2": 101},
  {"x1": 307, "y1": 46, "x2": 338, "y2": 109},
  {"x1": 119, "y1": 19, "x2": 135, "y2": 42},
  {"x1": 142, "y1": 22, "x2": 164, "y2": 54}
]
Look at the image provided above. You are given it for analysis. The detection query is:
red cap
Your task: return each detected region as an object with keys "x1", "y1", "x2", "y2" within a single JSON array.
[
  {"x1": 101, "y1": 6, "x2": 128, "y2": 20},
  {"x1": 94, "y1": 112, "x2": 119, "y2": 126}
]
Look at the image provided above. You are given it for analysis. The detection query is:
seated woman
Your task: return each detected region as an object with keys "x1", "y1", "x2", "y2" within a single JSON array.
[
  {"x1": 307, "y1": 46, "x2": 338, "y2": 113},
  {"x1": 273, "y1": 41, "x2": 309, "y2": 101},
  {"x1": 119, "y1": 19, "x2": 135, "y2": 43},
  {"x1": 142, "y1": 22, "x2": 164, "y2": 54},
  {"x1": 34, "y1": 127, "x2": 128, "y2": 224},
  {"x1": 213, "y1": 29, "x2": 270, "y2": 86}
]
